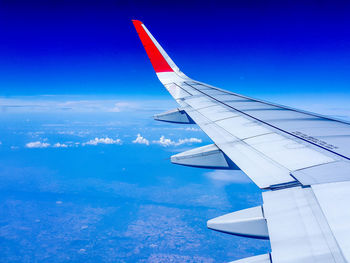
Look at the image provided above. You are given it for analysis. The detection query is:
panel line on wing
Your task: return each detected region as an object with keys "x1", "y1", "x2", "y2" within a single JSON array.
[
  {"x1": 187, "y1": 81, "x2": 350, "y2": 125},
  {"x1": 185, "y1": 82, "x2": 350, "y2": 162}
]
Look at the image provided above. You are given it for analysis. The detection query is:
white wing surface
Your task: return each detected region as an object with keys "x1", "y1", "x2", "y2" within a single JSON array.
[{"x1": 132, "y1": 20, "x2": 350, "y2": 263}]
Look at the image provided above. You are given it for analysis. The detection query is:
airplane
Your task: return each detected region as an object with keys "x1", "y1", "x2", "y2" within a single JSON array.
[{"x1": 132, "y1": 20, "x2": 350, "y2": 263}]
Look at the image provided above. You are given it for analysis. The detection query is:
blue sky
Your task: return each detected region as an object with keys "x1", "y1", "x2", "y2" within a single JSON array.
[
  {"x1": 1, "y1": 0, "x2": 350, "y2": 97},
  {"x1": 1, "y1": 1, "x2": 350, "y2": 262}
]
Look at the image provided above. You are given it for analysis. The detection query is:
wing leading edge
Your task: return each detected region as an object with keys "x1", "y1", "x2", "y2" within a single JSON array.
[{"x1": 132, "y1": 20, "x2": 350, "y2": 263}]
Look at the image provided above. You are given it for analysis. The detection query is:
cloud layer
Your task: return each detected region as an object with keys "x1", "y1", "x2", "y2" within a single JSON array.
[
  {"x1": 25, "y1": 141, "x2": 50, "y2": 148},
  {"x1": 53, "y1": 143, "x2": 68, "y2": 148},
  {"x1": 153, "y1": 136, "x2": 202, "y2": 147},
  {"x1": 24, "y1": 137, "x2": 122, "y2": 149},
  {"x1": 83, "y1": 137, "x2": 122, "y2": 146},
  {"x1": 0, "y1": 96, "x2": 175, "y2": 113},
  {"x1": 22, "y1": 135, "x2": 201, "y2": 149}
]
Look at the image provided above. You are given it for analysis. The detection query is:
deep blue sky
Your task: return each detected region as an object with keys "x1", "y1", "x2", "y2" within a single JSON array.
[{"x1": 1, "y1": 0, "x2": 350, "y2": 96}]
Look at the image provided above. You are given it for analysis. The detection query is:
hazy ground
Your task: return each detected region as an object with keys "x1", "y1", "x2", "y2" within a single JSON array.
[{"x1": 0, "y1": 97, "x2": 269, "y2": 262}]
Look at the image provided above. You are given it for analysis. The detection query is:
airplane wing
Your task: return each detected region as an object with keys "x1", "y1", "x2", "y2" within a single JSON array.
[{"x1": 132, "y1": 20, "x2": 350, "y2": 263}]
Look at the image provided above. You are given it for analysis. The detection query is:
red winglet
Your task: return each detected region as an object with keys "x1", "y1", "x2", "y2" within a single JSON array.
[{"x1": 132, "y1": 20, "x2": 173, "y2": 73}]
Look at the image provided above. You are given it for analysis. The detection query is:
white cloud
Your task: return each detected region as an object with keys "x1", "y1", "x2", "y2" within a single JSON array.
[
  {"x1": 152, "y1": 136, "x2": 176, "y2": 147},
  {"x1": 25, "y1": 141, "x2": 50, "y2": 148},
  {"x1": 132, "y1": 134, "x2": 149, "y2": 146},
  {"x1": 82, "y1": 137, "x2": 122, "y2": 146},
  {"x1": 177, "y1": 137, "x2": 202, "y2": 145},
  {"x1": 53, "y1": 142, "x2": 69, "y2": 148},
  {"x1": 109, "y1": 102, "x2": 134, "y2": 112},
  {"x1": 57, "y1": 131, "x2": 75, "y2": 135},
  {"x1": 185, "y1": 127, "x2": 201, "y2": 132},
  {"x1": 205, "y1": 170, "x2": 251, "y2": 185},
  {"x1": 152, "y1": 136, "x2": 202, "y2": 147}
]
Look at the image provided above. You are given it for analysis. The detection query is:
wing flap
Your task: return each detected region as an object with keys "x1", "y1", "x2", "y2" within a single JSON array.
[
  {"x1": 292, "y1": 161, "x2": 350, "y2": 185},
  {"x1": 263, "y1": 187, "x2": 346, "y2": 263},
  {"x1": 312, "y1": 182, "x2": 350, "y2": 262}
]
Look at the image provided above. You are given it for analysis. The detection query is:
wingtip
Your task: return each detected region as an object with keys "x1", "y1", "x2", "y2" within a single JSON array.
[
  {"x1": 132, "y1": 19, "x2": 174, "y2": 73},
  {"x1": 132, "y1": 20, "x2": 143, "y2": 25}
]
